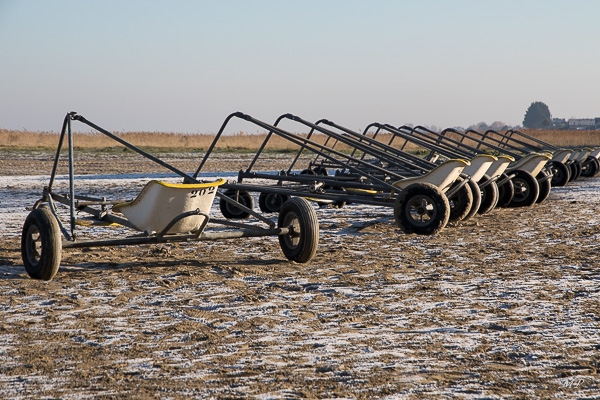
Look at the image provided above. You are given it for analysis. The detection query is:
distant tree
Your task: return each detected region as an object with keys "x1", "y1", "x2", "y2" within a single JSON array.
[
  {"x1": 489, "y1": 121, "x2": 508, "y2": 130},
  {"x1": 523, "y1": 101, "x2": 552, "y2": 129}
]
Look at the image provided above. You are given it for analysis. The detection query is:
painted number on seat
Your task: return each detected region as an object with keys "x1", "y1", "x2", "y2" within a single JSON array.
[{"x1": 189, "y1": 186, "x2": 217, "y2": 198}]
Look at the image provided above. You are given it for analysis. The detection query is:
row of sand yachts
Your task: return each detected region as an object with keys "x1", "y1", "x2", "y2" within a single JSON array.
[
  {"x1": 21, "y1": 111, "x2": 599, "y2": 281},
  {"x1": 196, "y1": 112, "x2": 599, "y2": 235}
]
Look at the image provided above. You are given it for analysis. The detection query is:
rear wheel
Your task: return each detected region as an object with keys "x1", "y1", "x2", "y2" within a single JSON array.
[
  {"x1": 464, "y1": 179, "x2": 481, "y2": 220},
  {"x1": 568, "y1": 160, "x2": 582, "y2": 181},
  {"x1": 258, "y1": 192, "x2": 290, "y2": 213},
  {"x1": 549, "y1": 161, "x2": 570, "y2": 187},
  {"x1": 219, "y1": 190, "x2": 254, "y2": 219},
  {"x1": 477, "y1": 175, "x2": 499, "y2": 214},
  {"x1": 580, "y1": 156, "x2": 600, "y2": 177},
  {"x1": 278, "y1": 197, "x2": 319, "y2": 263},
  {"x1": 508, "y1": 170, "x2": 539, "y2": 207},
  {"x1": 447, "y1": 180, "x2": 473, "y2": 223},
  {"x1": 21, "y1": 205, "x2": 62, "y2": 281},
  {"x1": 394, "y1": 182, "x2": 450, "y2": 235},
  {"x1": 496, "y1": 173, "x2": 515, "y2": 208},
  {"x1": 536, "y1": 170, "x2": 552, "y2": 204}
]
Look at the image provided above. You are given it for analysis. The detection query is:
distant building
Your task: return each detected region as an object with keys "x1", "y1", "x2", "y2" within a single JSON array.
[
  {"x1": 568, "y1": 118, "x2": 598, "y2": 130},
  {"x1": 552, "y1": 118, "x2": 568, "y2": 129}
]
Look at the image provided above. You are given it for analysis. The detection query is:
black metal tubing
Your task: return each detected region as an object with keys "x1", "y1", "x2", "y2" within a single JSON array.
[
  {"x1": 48, "y1": 112, "x2": 72, "y2": 192},
  {"x1": 42, "y1": 112, "x2": 292, "y2": 245},
  {"x1": 408, "y1": 125, "x2": 522, "y2": 160},
  {"x1": 464, "y1": 129, "x2": 529, "y2": 156},
  {"x1": 412, "y1": 126, "x2": 491, "y2": 159},
  {"x1": 193, "y1": 112, "x2": 402, "y2": 194},
  {"x1": 271, "y1": 115, "x2": 472, "y2": 199},
  {"x1": 273, "y1": 114, "x2": 423, "y2": 179},
  {"x1": 363, "y1": 123, "x2": 473, "y2": 163},
  {"x1": 484, "y1": 129, "x2": 545, "y2": 154},
  {"x1": 400, "y1": 127, "x2": 556, "y2": 183},
  {"x1": 62, "y1": 226, "x2": 292, "y2": 249},
  {"x1": 503, "y1": 129, "x2": 561, "y2": 152},
  {"x1": 257, "y1": 114, "x2": 405, "y2": 191},
  {"x1": 79, "y1": 111, "x2": 281, "y2": 227},
  {"x1": 72, "y1": 114, "x2": 197, "y2": 180},
  {"x1": 220, "y1": 181, "x2": 394, "y2": 207},
  {"x1": 155, "y1": 210, "x2": 210, "y2": 240},
  {"x1": 315, "y1": 119, "x2": 437, "y2": 173}
]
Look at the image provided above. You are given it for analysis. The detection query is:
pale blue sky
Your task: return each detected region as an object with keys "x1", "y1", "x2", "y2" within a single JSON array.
[{"x1": 1, "y1": 0, "x2": 598, "y2": 133}]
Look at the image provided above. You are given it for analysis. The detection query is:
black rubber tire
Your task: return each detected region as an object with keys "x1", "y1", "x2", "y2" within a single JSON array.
[
  {"x1": 219, "y1": 190, "x2": 254, "y2": 219},
  {"x1": 313, "y1": 167, "x2": 328, "y2": 176},
  {"x1": 536, "y1": 170, "x2": 552, "y2": 204},
  {"x1": 464, "y1": 179, "x2": 482, "y2": 220},
  {"x1": 477, "y1": 174, "x2": 499, "y2": 214},
  {"x1": 300, "y1": 167, "x2": 327, "y2": 176},
  {"x1": 21, "y1": 206, "x2": 62, "y2": 281},
  {"x1": 580, "y1": 156, "x2": 600, "y2": 178},
  {"x1": 447, "y1": 179, "x2": 473, "y2": 223},
  {"x1": 496, "y1": 173, "x2": 515, "y2": 208},
  {"x1": 394, "y1": 182, "x2": 450, "y2": 235},
  {"x1": 508, "y1": 170, "x2": 539, "y2": 207},
  {"x1": 549, "y1": 161, "x2": 570, "y2": 187},
  {"x1": 568, "y1": 160, "x2": 582, "y2": 182},
  {"x1": 258, "y1": 192, "x2": 290, "y2": 213},
  {"x1": 592, "y1": 157, "x2": 600, "y2": 177},
  {"x1": 278, "y1": 197, "x2": 319, "y2": 263},
  {"x1": 591, "y1": 157, "x2": 600, "y2": 177},
  {"x1": 329, "y1": 187, "x2": 347, "y2": 209}
]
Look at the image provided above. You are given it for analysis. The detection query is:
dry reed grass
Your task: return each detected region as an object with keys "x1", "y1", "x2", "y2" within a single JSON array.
[{"x1": 2, "y1": 128, "x2": 600, "y2": 153}]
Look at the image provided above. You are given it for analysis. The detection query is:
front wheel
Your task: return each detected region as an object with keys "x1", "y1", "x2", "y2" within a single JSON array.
[
  {"x1": 21, "y1": 206, "x2": 62, "y2": 281},
  {"x1": 278, "y1": 197, "x2": 319, "y2": 263},
  {"x1": 219, "y1": 190, "x2": 254, "y2": 219},
  {"x1": 496, "y1": 173, "x2": 515, "y2": 208},
  {"x1": 258, "y1": 192, "x2": 290, "y2": 213},
  {"x1": 477, "y1": 175, "x2": 499, "y2": 214},
  {"x1": 536, "y1": 170, "x2": 552, "y2": 204},
  {"x1": 394, "y1": 182, "x2": 450, "y2": 235},
  {"x1": 464, "y1": 179, "x2": 482, "y2": 220},
  {"x1": 580, "y1": 156, "x2": 600, "y2": 178},
  {"x1": 549, "y1": 161, "x2": 570, "y2": 187},
  {"x1": 447, "y1": 179, "x2": 473, "y2": 223},
  {"x1": 568, "y1": 160, "x2": 582, "y2": 182},
  {"x1": 508, "y1": 170, "x2": 539, "y2": 207}
]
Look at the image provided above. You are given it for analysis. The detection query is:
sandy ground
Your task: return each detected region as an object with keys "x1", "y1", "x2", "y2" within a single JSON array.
[{"x1": 0, "y1": 152, "x2": 599, "y2": 399}]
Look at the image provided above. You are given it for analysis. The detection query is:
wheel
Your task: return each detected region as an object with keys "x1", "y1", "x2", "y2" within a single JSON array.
[
  {"x1": 447, "y1": 179, "x2": 473, "y2": 223},
  {"x1": 592, "y1": 157, "x2": 600, "y2": 177},
  {"x1": 536, "y1": 170, "x2": 552, "y2": 204},
  {"x1": 299, "y1": 167, "x2": 327, "y2": 176},
  {"x1": 464, "y1": 179, "x2": 482, "y2": 220},
  {"x1": 549, "y1": 161, "x2": 570, "y2": 186},
  {"x1": 508, "y1": 170, "x2": 539, "y2": 207},
  {"x1": 568, "y1": 160, "x2": 582, "y2": 181},
  {"x1": 496, "y1": 173, "x2": 515, "y2": 208},
  {"x1": 573, "y1": 161, "x2": 583, "y2": 180},
  {"x1": 394, "y1": 182, "x2": 450, "y2": 235},
  {"x1": 21, "y1": 206, "x2": 62, "y2": 281},
  {"x1": 258, "y1": 192, "x2": 290, "y2": 213},
  {"x1": 313, "y1": 166, "x2": 328, "y2": 176},
  {"x1": 278, "y1": 197, "x2": 319, "y2": 263},
  {"x1": 219, "y1": 189, "x2": 254, "y2": 219},
  {"x1": 477, "y1": 174, "x2": 499, "y2": 214},
  {"x1": 580, "y1": 156, "x2": 600, "y2": 177},
  {"x1": 328, "y1": 187, "x2": 347, "y2": 209}
]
